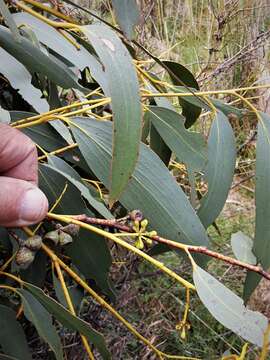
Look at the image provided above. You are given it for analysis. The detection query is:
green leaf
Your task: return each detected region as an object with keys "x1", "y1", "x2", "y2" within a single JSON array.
[
  {"x1": 18, "y1": 291, "x2": 63, "y2": 360},
  {"x1": 112, "y1": 0, "x2": 140, "y2": 40},
  {"x1": 10, "y1": 112, "x2": 67, "y2": 151},
  {"x1": 197, "y1": 111, "x2": 236, "y2": 228},
  {"x1": 70, "y1": 33, "x2": 110, "y2": 95},
  {"x1": 244, "y1": 112, "x2": 270, "y2": 300},
  {"x1": 211, "y1": 98, "x2": 243, "y2": 119},
  {"x1": 20, "y1": 251, "x2": 47, "y2": 288},
  {"x1": 149, "y1": 122, "x2": 171, "y2": 166},
  {"x1": 82, "y1": 24, "x2": 142, "y2": 204},
  {"x1": 10, "y1": 112, "x2": 90, "y2": 171},
  {"x1": 12, "y1": 13, "x2": 99, "y2": 74},
  {"x1": 0, "y1": 25, "x2": 84, "y2": 91},
  {"x1": 46, "y1": 155, "x2": 112, "y2": 219},
  {"x1": 53, "y1": 273, "x2": 83, "y2": 313},
  {"x1": 141, "y1": 113, "x2": 150, "y2": 143},
  {"x1": 146, "y1": 81, "x2": 175, "y2": 111},
  {"x1": 67, "y1": 228, "x2": 115, "y2": 301},
  {"x1": 0, "y1": 355, "x2": 20, "y2": 360},
  {"x1": 231, "y1": 231, "x2": 256, "y2": 265},
  {"x1": 173, "y1": 86, "x2": 243, "y2": 118},
  {"x1": 147, "y1": 106, "x2": 207, "y2": 171},
  {"x1": 39, "y1": 165, "x2": 113, "y2": 298},
  {"x1": 193, "y1": 265, "x2": 268, "y2": 347},
  {"x1": 147, "y1": 83, "x2": 174, "y2": 165},
  {"x1": 0, "y1": 305, "x2": 32, "y2": 360},
  {"x1": 20, "y1": 285, "x2": 111, "y2": 360},
  {"x1": 162, "y1": 61, "x2": 201, "y2": 128},
  {"x1": 0, "y1": 0, "x2": 20, "y2": 41},
  {"x1": 0, "y1": 47, "x2": 49, "y2": 113},
  {"x1": 70, "y1": 117, "x2": 209, "y2": 247},
  {"x1": 50, "y1": 121, "x2": 74, "y2": 145}
]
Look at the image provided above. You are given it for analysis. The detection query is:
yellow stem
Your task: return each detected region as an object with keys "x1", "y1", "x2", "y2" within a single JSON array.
[
  {"x1": 232, "y1": 92, "x2": 263, "y2": 122},
  {"x1": 239, "y1": 343, "x2": 248, "y2": 360},
  {"x1": 38, "y1": 143, "x2": 77, "y2": 161},
  {"x1": 47, "y1": 213, "x2": 195, "y2": 291},
  {"x1": 60, "y1": 99, "x2": 110, "y2": 117},
  {"x1": 12, "y1": 97, "x2": 106, "y2": 127},
  {"x1": 57, "y1": 29, "x2": 81, "y2": 50},
  {"x1": 0, "y1": 284, "x2": 18, "y2": 293},
  {"x1": 54, "y1": 261, "x2": 95, "y2": 360},
  {"x1": 82, "y1": 179, "x2": 104, "y2": 199},
  {"x1": 16, "y1": 1, "x2": 81, "y2": 30},
  {"x1": 14, "y1": 100, "x2": 109, "y2": 130},
  {"x1": 0, "y1": 271, "x2": 23, "y2": 284},
  {"x1": 142, "y1": 84, "x2": 270, "y2": 98},
  {"x1": 21, "y1": 0, "x2": 78, "y2": 23},
  {"x1": 41, "y1": 242, "x2": 164, "y2": 359},
  {"x1": 182, "y1": 288, "x2": 190, "y2": 325},
  {"x1": 22, "y1": 226, "x2": 198, "y2": 359},
  {"x1": 0, "y1": 253, "x2": 16, "y2": 271},
  {"x1": 260, "y1": 324, "x2": 270, "y2": 360}
]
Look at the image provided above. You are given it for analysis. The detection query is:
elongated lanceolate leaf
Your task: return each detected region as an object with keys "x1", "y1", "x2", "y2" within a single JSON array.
[
  {"x1": 39, "y1": 165, "x2": 114, "y2": 298},
  {"x1": 0, "y1": 47, "x2": 49, "y2": 113},
  {"x1": 162, "y1": 61, "x2": 201, "y2": 128},
  {"x1": 147, "y1": 106, "x2": 207, "y2": 171},
  {"x1": 149, "y1": 123, "x2": 171, "y2": 166},
  {"x1": 53, "y1": 273, "x2": 83, "y2": 313},
  {"x1": 46, "y1": 155, "x2": 112, "y2": 219},
  {"x1": 0, "y1": 305, "x2": 32, "y2": 360},
  {"x1": 173, "y1": 86, "x2": 243, "y2": 118},
  {"x1": 20, "y1": 285, "x2": 111, "y2": 360},
  {"x1": 82, "y1": 24, "x2": 142, "y2": 204},
  {"x1": 193, "y1": 266, "x2": 269, "y2": 347},
  {"x1": 0, "y1": 25, "x2": 84, "y2": 91},
  {"x1": 19, "y1": 291, "x2": 63, "y2": 360},
  {"x1": 0, "y1": 0, "x2": 20, "y2": 41},
  {"x1": 12, "y1": 12, "x2": 106, "y2": 90},
  {"x1": 244, "y1": 112, "x2": 270, "y2": 299},
  {"x1": 231, "y1": 231, "x2": 256, "y2": 265},
  {"x1": 197, "y1": 111, "x2": 236, "y2": 228},
  {"x1": 70, "y1": 117, "x2": 209, "y2": 247},
  {"x1": 147, "y1": 83, "x2": 174, "y2": 165},
  {"x1": 112, "y1": 0, "x2": 140, "y2": 40}
]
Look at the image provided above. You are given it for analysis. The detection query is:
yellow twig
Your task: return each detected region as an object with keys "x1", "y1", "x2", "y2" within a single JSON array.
[
  {"x1": 260, "y1": 323, "x2": 270, "y2": 360},
  {"x1": 12, "y1": 97, "x2": 106, "y2": 127},
  {"x1": 54, "y1": 261, "x2": 95, "y2": 360},
  {"x1": 58, "y1": 29, "x2": 81, "y2": 50},
  {"x1": 20, "y1": 226, "x2": 198, "y2": 359},
  {"x1": 82, "y1": 179, "x2": 104, "y2": 199},
  {"x1": 41, "y1": 242, "x2": 164, "y2": 359},
  {"x1": 20, "y1": 0, "x2": 78, "y2": 23},
  {"x1": 142, "y1": 84, "x2": 270, "y2": 98},
  {"x1": 0, "y1": 253, "x2": 16, "y2": 271},
  {"x1": 16, "y1": 1, "x2": 81, "y2": 30},
  {"x1": 14, "y1": 100, "x2": 110, "y2": 130},
  {"x1": 47, "y1": 213, "x2": 195, "y2": 291},
  {"x1": 38, "y1": 143, "x2": 78, "y2": 161}
]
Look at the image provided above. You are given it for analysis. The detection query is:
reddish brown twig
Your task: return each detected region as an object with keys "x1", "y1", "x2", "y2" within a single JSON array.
[{"x1": 68, "y1": 214, "x2": 270, "y2": 282}]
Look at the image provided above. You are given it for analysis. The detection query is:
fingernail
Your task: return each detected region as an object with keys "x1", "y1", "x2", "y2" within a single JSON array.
[{"x1": 20, "y1": 188, "x2": 48, "y2": 224}]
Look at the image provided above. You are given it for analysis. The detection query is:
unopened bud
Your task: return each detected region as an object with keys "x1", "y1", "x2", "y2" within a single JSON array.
[{"x1": 15, "y1": 247, "x2": 35, "y2": 269}]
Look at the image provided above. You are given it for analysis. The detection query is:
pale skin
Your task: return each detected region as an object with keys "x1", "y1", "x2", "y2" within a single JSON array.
[{"x1": 0, "y1": 124, "x2": 48, "y2": 227}]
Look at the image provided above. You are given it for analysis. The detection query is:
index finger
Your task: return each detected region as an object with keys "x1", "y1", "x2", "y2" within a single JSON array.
[{"x1": 0, "y1": 124, "x2": 38, "y2": 184}]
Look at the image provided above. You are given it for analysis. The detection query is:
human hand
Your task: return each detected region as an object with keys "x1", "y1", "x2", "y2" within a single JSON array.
[{"x1": 0, "y1": 123, "x2": 48, "y2": 227}]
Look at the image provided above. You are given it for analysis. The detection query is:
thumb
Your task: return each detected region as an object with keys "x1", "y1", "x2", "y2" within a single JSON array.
[{"x1": 0, "y1": 177, "x2": 48, "y2": 227}]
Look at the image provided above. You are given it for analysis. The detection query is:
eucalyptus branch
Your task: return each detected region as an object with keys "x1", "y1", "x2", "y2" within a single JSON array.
[{"x1": 66, "y1": 214, "x2": 270, "y2": 282}]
